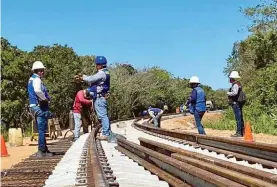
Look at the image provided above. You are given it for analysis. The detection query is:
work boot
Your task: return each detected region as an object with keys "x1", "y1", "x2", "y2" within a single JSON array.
[
  {"x1": 97, "y1": 135, "x2": 108, "y2": 141},
  {"x1": 231, "y1": 133, "x2": 243, "y2": 137},
  {"x1": 45, "y1": 146, "x2": 51, "y2": 153},
  {"x1": 36, "y1": 150, "x2": 46, "y2": 158},
  {"x1": 45, "y1": 145, "x2": 54, "y2": 155},
  {"x1": 36, "y1": 150, "x2": 53, "y2": 157},
  {"x1": 44, "y1": 152, "x2": 54, "y2": 156}
]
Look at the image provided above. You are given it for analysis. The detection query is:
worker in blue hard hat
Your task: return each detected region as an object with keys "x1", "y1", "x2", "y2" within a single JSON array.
[{"x1": 75, "y1": 56, "x2": 111, "y2": 141}]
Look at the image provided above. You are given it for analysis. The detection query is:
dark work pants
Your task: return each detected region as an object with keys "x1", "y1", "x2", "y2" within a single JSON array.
[{"x1": 232, "y1": 103, "x2": 244, "y2": 135}]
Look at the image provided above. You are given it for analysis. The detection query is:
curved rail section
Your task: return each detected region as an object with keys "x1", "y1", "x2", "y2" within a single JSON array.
[
  {"x1": 109, "y1": 119, "x2": 277, "y2": 187},
  {"x1": 134, "y1": 121, "x2": 277, "y2": 163}
]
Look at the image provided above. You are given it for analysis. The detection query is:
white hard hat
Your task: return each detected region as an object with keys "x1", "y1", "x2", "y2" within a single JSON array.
[
  {"x1": 32, "y1": 61, "x2": 45, "y2": 70},
  {"x1": 229, "y1": 71, "x2": 241, "y2": 79},
  {"x1": 189, "y1": 76, "x2": 200, "y2": 84}
]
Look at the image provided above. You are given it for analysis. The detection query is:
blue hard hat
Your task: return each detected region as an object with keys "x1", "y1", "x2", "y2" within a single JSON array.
[
  {"x1": 142, "y1": 110, "x2": 148, "y2": 116},
  {"x1": 95, "y1": 56, "x2": 107, "y2": 65}
]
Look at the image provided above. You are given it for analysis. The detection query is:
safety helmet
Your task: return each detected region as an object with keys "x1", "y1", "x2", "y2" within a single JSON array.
[
  {"x1": 189, "y1": 76, "x2": 200, "y2": 84},
  {"x1": 32, "y1": 61, "x2": 45, "y2": 70},
  {"x1": 229, "y1": 71, "x2": 241, "y2": 79},
  {"x1": 142, "y1": 110, "x2": 148, "y2": 116},
  {"x1": 95, "y1": 56, "x2": 107, "y2": 65}
]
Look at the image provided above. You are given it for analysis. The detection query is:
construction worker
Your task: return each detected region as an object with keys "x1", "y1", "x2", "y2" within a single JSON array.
[
  {"x1": 186, "y1": 76, "x2": 207, "y2": 135},
  {"x1": 75, "y1": 56, "x2": 111, "y2": 141},
  {"x1": 72, "y1": 89, "x2": 93, "y2": 141},
  {"x1": 27, "y1": 61, "x2": 53, "y2": 157},
  {"x1": 227, "y1": 71, "x2": 245, "y2": 137},
  {"x1": 146, "y1": 106, "x2": 164, "y2": 128}
]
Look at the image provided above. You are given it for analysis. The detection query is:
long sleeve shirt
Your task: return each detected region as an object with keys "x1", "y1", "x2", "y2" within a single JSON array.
[
  {"x1": 83, "y1": 69, "x2": 106, "y2": 85},
  {"x1": 83, "y1": 69, "x2": 108, "y2": 93},
  {"x1": 73, "y1": 90, "x2": 92, "y2": 114},
  {"x1": 186, "y1": 89, "x2": 197, "y2": 106},
  {"x1": 227, "y1": 83, "x2": 239, "y2": 96},
  {"x1": 32, "y1": 74, "x2": 47, "y2": 101}
]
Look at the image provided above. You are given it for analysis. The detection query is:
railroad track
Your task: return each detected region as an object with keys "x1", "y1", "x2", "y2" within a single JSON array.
[
  {"x1": 1, "y1": 138, "x2": 72, "y2": 187},
  {"x1": 105, "y1": 117, "x2": 277, "y2": 187},
  {"x1": 134, "y1": 119, "x2": 277, "y2": 169},
  {"x1": 0, "y1": 113, "x2": 179, "y2": 187},
  {"x1": 1, "y1": 113, "x2": 277, "y2": 187}
]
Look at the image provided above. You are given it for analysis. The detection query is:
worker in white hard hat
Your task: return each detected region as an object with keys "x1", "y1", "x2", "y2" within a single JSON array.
[
  {"x1": 185, "y1": 76, "x2": 207, "y2": 135},
  {"x1": 27, "y1": 61, "x2": 53, "y2": 157},
  {"x1": 227, "y1": 71, "x2": 245, "y2": 137}
]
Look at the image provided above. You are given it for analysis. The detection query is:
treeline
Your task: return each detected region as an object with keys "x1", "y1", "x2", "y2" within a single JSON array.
[
  {"x1": 1, "y1": 38, "x2": 227, "y2": 133},
  {"x1": 206, "y1": 0, "x2": 277, "y2": 135}
]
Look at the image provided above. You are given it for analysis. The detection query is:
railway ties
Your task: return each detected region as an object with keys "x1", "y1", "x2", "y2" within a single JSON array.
[
  {"x1": 116, "y1": 136, "x2": 277, "y2": 187},
  {"x1": 1, "y1": 114, "x2": 277, "y2": 187},
  {"x1": 105, "y1": 119, "x2": 277, "y2": 187},
  {"x1": 134, "y1": 120, "x2": 277, "y2": 174},
  {"x1": 1, "y1": 139, "x2": 72, "y2": 187}
]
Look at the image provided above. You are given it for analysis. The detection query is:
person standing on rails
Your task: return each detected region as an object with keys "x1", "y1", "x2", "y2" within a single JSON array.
[
  {"x1": 27, "y1": 61, "x2": 53, "y2": 157},
  {"x1": 186, "y1": 76, "x2": 207, "y2": 135},
  {"x1": 227, "y1": 71, "x2": 246, "y2": 137},
  {"x1": 72, "y1": 89, "x2": 93, "y2": 141},
  {"x1": 145, "y1": 106, "x2": 164, "y2": 128},
  {"x1": 75, "y1": 56, "x2": 111, "y2": 141}
]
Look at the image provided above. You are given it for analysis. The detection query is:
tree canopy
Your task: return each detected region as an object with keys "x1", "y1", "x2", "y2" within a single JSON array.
[{"x1": 1, "y1": 38, "x2": 225, "y2": 131}]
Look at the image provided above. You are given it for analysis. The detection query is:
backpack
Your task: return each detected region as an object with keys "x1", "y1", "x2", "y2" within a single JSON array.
[{"x1": 237, "y1": 88, "x2": 247, "y2": 105}]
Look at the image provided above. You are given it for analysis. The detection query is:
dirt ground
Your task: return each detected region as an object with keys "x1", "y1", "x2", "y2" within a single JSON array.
[
  {"x1": 1, "y1": 129, "x2": 74, "y2": 171},
  {"x1": 161, "y1": 113, "x2": 277, "y2": 144}
]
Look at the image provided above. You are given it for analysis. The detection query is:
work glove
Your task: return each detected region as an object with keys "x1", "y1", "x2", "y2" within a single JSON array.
[{"x1": 74, "y1": 74, "x2": 83, "y2": 81}]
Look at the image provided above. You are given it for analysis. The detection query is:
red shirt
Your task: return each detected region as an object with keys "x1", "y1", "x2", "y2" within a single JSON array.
[{"x1": 73, "y1": 90, "x2": 92, "y2": 113}]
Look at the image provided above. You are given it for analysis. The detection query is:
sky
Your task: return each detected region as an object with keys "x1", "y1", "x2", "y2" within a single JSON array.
[{"x1": 2, "y1": 0, "x2": 261, "y2": 90}]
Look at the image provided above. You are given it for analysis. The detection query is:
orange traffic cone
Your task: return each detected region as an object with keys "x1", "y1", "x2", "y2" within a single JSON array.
[
  {"x1": 1, "y1": 135, "x2": 10, "y2": 157},
  {"x1": 244, "y1": 121, "x2": 254, "y2": 142}
]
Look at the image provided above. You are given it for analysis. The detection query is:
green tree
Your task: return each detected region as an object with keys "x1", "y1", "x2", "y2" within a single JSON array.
[
  {"x1": 27, "y1": 44, "x2": 83, "y2": 127},
  {"x1": 1, "y1": 37, "x2": 29, "y2": 129}
]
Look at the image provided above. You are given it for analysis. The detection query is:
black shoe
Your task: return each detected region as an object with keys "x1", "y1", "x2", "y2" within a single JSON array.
[
  {"x1": 36, "y1": 150, "x2": 53, "y2": 157},
  {"x1": 44, "y1": 152, "x2": 54, "y2": 156},
  {"x1": 231, "y1": 133, "x2": 243, "y2": 137},
  {"x1": 36, "y1": 150, "x2": 48, "y2": 157}
]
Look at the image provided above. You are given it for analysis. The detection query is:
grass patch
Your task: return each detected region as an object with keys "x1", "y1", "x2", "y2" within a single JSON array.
[{"x1": 205, "y1": 107, "x2": 277, "y2": 135}]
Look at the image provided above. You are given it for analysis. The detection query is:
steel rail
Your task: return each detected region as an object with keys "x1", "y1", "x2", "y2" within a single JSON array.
[
  {"x1": 116, "y1": 136, "x2": 247, "y2": 187},
  {"x1": 134, "y1": 121, "x2": 277, "y2": 164},
  {"x1": 139, "y1": 137, "x2": 277, "y2": 185}
]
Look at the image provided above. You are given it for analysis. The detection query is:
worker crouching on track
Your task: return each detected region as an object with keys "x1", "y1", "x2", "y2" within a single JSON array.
[
  {"x1": 28, "y1": 61, "x2": 53, "y2": 157},
  {"x1": 75, "y1": 56, "x2": 111, "y2": 141},
  {"x1": 227, "y1": 71, "x2": 245, "y2": 137},
  {"x1": 186, "y1": 76, "x2": 207, "y2": 135},
  {"x1": 145, "y1": 106, "x2": 164, "y2": 128},
  {"x1": 73, "y1": 89, "x2": 93, "y2": 141}
]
